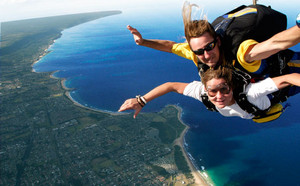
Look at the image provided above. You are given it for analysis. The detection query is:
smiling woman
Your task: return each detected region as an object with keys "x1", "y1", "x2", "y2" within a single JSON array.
[{"x1": 119, "y1": 65, "x2": 300, "y2": 122}]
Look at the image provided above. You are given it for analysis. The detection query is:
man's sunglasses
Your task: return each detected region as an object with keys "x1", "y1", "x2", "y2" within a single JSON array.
[
  {"x1": 192, "y1": 39, "x2": 217, "y2": 55},
  {"x1": 206, "y1": 83, "x2": 230, "y2": 97}
]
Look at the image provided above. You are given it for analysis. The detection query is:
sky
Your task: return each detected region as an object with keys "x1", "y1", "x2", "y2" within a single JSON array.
[
  {"x1": 1, "y1": 0, "x2": 299, "y2": 23},
  {"x1": 0, "y1": 0, "x2": 182, "y2": 22}
]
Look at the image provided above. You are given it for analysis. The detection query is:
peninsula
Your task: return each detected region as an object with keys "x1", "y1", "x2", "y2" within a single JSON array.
[{"x1": 0, "y1": 11, "x2": 210, "y2": 185}]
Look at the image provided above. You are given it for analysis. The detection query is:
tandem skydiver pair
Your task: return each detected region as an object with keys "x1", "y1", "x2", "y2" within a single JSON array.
[{"x1": 120, "y1": 2, "x2": 300, "y2": 123}]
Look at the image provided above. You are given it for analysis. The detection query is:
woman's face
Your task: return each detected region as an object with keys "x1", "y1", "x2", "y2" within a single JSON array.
[{"x1": 205, "y1": 78, "x2": 235, "y2": 108}]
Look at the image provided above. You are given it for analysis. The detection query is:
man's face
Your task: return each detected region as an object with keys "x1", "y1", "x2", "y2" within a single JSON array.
[
  {"x1": 189, "y1": 32, "x2": 221, "y2": 68},
  {"x1": 205, "y1": 78, "x2": 234, "y2": 108}
]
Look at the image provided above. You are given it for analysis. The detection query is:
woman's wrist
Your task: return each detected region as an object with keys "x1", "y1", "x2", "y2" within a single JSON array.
[{"x1": 136, "y1": 95, "x2": 146, "y2": 107}]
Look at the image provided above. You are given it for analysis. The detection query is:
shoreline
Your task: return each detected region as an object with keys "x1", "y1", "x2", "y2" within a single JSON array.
[
  {"x1": 55, "y1": 70, "x2": 213, "y2": 185},
  {"x1": 173, "y1": 105, "x2": 213, "y2": 186},
  {"x1": 31, "y1": 39, "x2": 56, "y2": 72},
  {"x1": 32, "y1": 38, "x2": 126, "y2": 116},
  {"x1": 30, "y1": 15, "x2": 212, "y2": 186},
  {"x1": 44, "y1": 63, "x2": 214, "y2": 185},
  {"x1": 59, "y1": 73, "x2": 213, "y2": 185},
  {"x1": 64, "y1": 88, "x2": 125, "y2": 116}
]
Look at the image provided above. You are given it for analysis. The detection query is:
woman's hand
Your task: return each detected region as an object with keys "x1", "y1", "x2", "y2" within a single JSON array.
[{"x1": 118, "y1": 98, "x2": 143, "y2": 118}]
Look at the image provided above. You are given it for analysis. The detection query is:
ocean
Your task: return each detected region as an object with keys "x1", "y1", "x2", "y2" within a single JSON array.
[{"x1": 33, "y1": 6, "x2": 300, "y2": 186}]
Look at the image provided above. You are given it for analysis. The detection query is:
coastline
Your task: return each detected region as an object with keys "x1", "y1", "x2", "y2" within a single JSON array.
[
  {"x1": 63, "y1": 87, "x2": 125, "y2": 116},
  {"x1": 57, "y1": 72, "x2": 212, "y2": 185},
  {"x1": 54, "y1": 70, "x2": 213, "y2": 185},
  {"x1": 46, "y1": 61, "x2": 213, "y2": 185},
  {"x1": 32, "y1": 34, "x2": 126, "y2": 116},
  {"x1": 30, "y1": 13, "x2": 212, "y2": 185},
  {"x1": 31, "y1": 38, "x2": 57, "y2": 72},
  {"x1": 173, "y1": 105, "x2": 213, "y2": 186}
]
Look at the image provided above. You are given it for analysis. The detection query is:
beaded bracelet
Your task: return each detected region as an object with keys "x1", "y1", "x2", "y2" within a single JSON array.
[
  {"x1": 140, "y1": 96, "x2": 147, "y2": 105},
  {"x1": 136, "y1": 95, "x2": 145, "y2": 107}
]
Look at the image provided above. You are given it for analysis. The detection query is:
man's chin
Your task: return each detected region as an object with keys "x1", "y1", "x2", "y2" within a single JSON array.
[{"x1": 206, "y1": 62, "x2": 217, "y2": 68}]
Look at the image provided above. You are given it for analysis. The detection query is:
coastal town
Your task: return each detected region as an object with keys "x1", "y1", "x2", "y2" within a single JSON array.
[
  {"x1": 0, "y1": 72, "x2": 200, "y2": 185},
  {"x1": 0, "y1": 12, "x2": 210, "y2": 185}
]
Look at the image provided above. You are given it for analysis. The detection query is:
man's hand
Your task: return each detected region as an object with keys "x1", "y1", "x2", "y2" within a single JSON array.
[
  {"x1": 127, "y1": 25, "x2": 144, "y2": 45},
  {"x1": 127, "y1": 25, "x2": 176, "y2": 53}
]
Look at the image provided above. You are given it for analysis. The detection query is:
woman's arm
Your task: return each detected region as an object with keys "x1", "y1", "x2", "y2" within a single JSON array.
[
  {"x1": 118, "y1": 82, "x2": 188, "y2": 118},
  {"x1": 245, "y1": 26, "x2": 300, "y2": 62},
  {"x1": 272, "y1": 73, "x2": 300, "y2": 89}
]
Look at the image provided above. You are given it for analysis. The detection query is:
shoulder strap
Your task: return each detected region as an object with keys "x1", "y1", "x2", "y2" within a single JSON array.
[
  {"x1": 235, "y1": 92, "x2": 268, "y2": 116},
  {"x1": 266, "y1": 49, "x2": 294, "y2": 104},
  {"x1": 267, "y1": 49, "x2": 294, "y2": 77},
  {"x1": 200, "y1": 94, "x2": 218, "y2": 112},
  {"x1": 231, "y1": 68, "x2": 269, "y2": 116},
  {"x1": 197, "y1": 59, "x2": 211, "y2": 78}
]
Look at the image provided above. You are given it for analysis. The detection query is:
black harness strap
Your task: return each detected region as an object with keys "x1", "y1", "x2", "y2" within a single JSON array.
[{"x1": 201, "y1": 94, "x2": 218, "y2": 112}]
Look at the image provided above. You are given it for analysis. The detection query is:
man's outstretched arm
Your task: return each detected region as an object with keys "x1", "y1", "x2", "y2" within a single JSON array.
[
  {"x1": 272, "y1": 73, "x2": 300, "y2": 90},
  {"x1": 127, "y1": 25, "x2": 177, "y2": 53},
  {"x1": 245, "y1": 25, "x2": 300, "y2": 62}
]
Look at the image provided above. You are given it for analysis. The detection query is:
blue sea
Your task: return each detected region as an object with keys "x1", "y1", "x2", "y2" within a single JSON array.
[{"x1": 34, "y1": 5, "x2": 300, "y2": 186}]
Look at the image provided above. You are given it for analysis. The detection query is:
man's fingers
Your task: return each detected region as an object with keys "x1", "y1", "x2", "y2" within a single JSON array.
[
  {"x1": 127, "y1": 25, "x2": 136, "y2": 32},
  {"x1": 127, "y1": 25, "x2": 139, "y2": 34}
]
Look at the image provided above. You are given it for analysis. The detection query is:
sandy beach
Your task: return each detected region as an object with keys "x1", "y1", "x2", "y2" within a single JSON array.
[
  {"x1": 31, "y1": 40, "x2": 55, "y2": 72},
  {"x1": 63, "y1": 88, "x2": 125, "y2": 116},
  {"x1": 173, "y1": 105, "x2": 212, "y2": 186}
]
